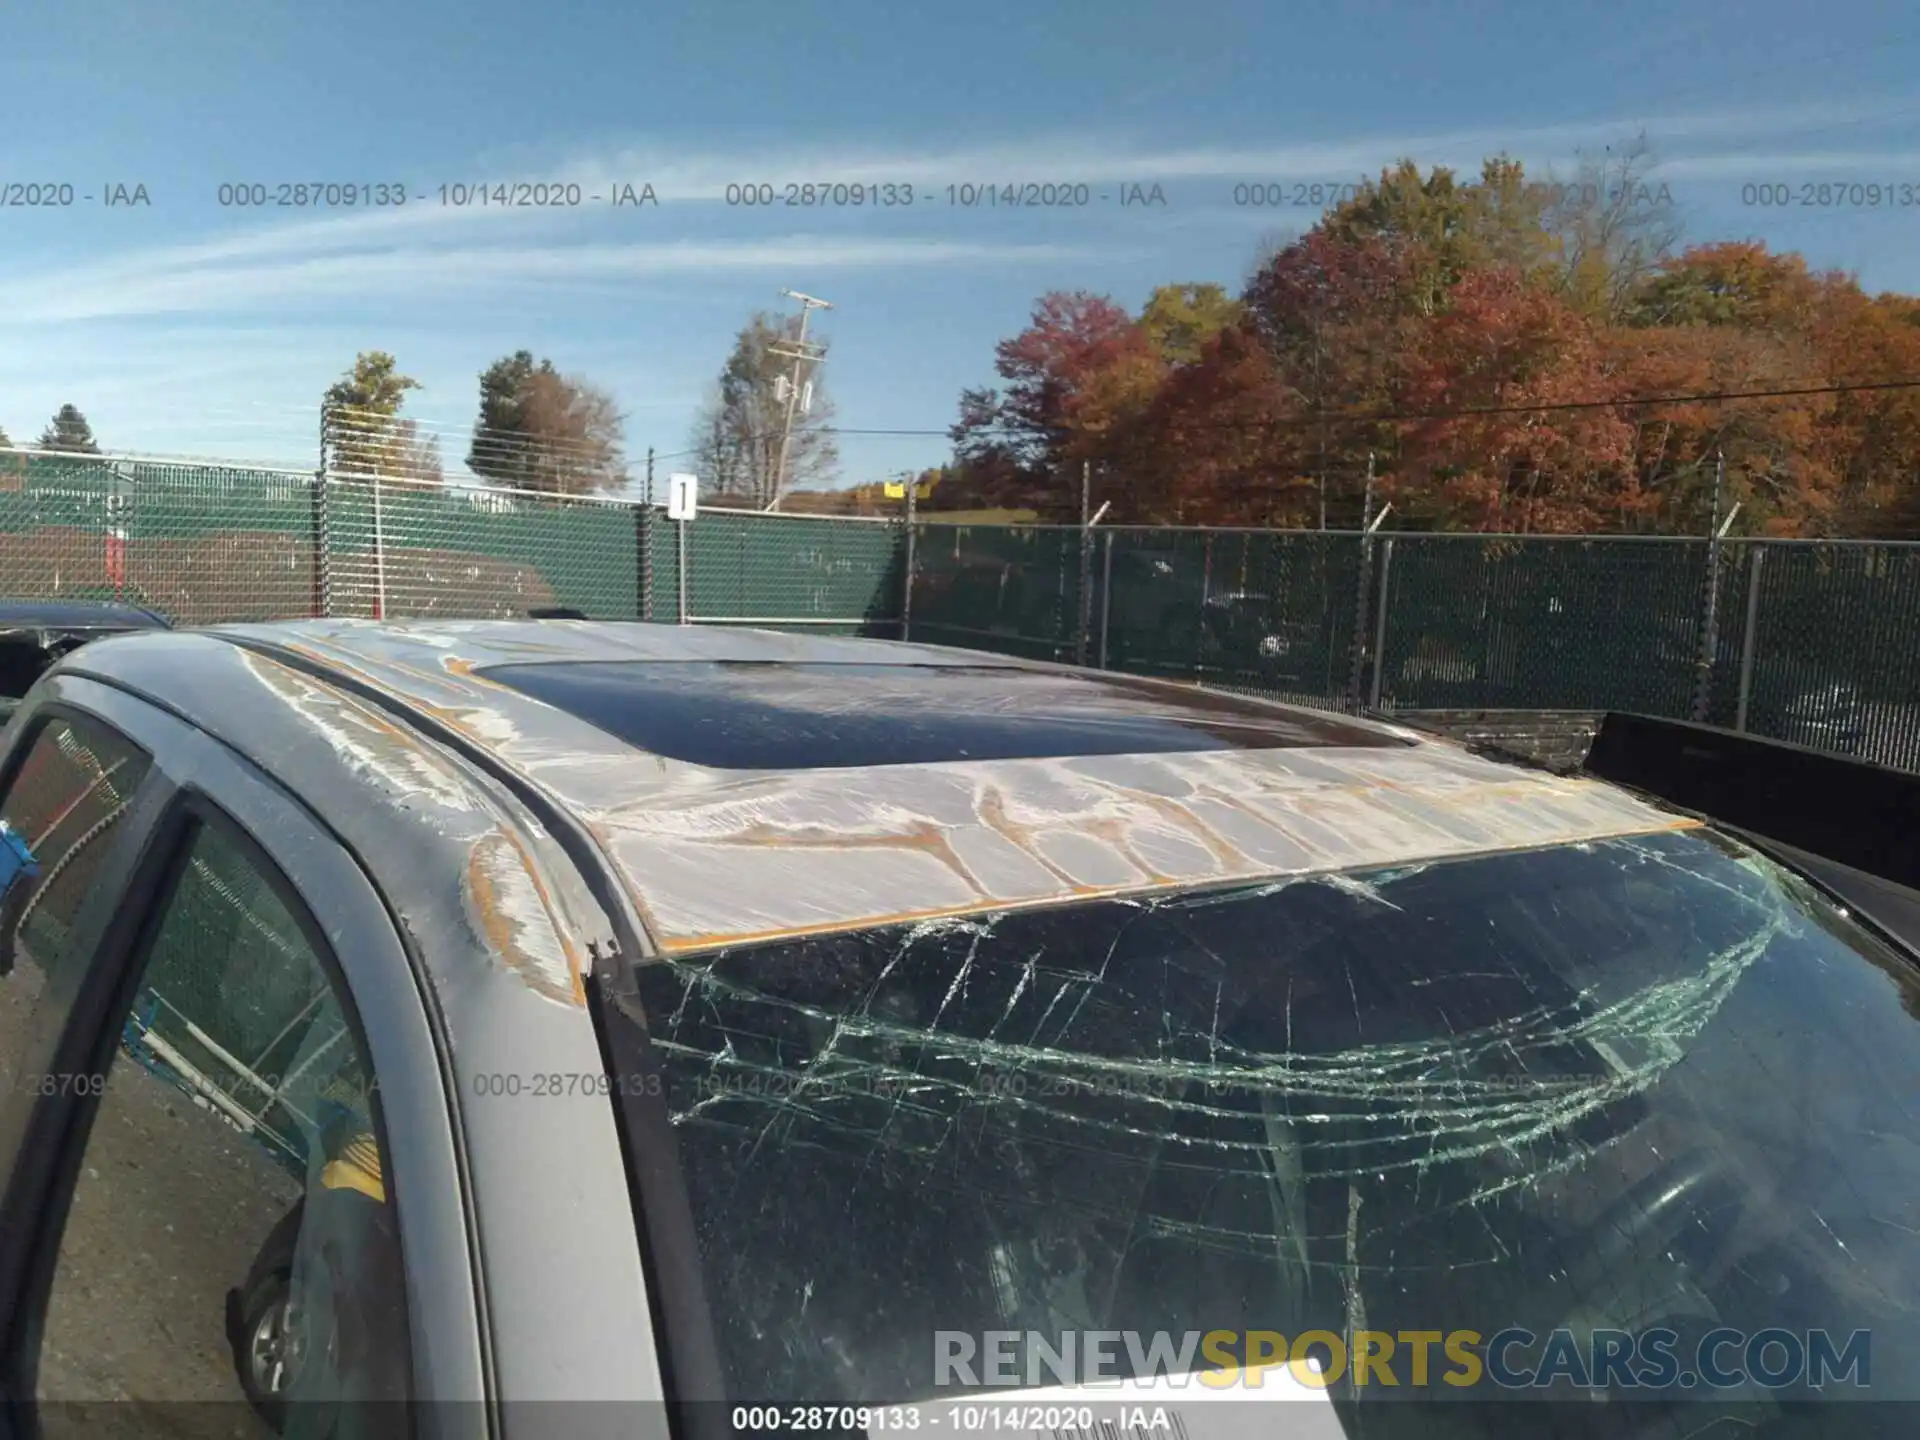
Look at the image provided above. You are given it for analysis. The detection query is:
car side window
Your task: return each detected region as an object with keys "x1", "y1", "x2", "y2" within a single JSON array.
[
  {"x1": 0, "y1": 714, "x2": 152, "y2": 1100},
  {"x1": 32, "y1": 813, "x2": 411, "y2": 1438}
]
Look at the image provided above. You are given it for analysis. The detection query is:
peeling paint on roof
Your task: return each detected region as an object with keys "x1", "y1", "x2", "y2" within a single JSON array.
[
  {"x1": 235, "y1": 641, "x2": 610, "y2": 1005},
  {"x1": 464, "y1": 831, "x2": 587, "y2": 1006},
  {"x1": 208, "y1": 620, "x2": 1698, "y2": 955},
  {"x1": 241, "y1": 653, "x2": 480, "y2": 818}
]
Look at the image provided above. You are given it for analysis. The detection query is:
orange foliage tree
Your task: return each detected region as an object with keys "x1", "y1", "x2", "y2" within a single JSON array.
[{"x1": 947, "y1": 169, "x2": 1920, "y2": 537}]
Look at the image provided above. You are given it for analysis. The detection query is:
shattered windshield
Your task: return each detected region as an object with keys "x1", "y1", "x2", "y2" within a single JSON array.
[{"x1": 617, "y1": 829, "x2": 1920, "y2": 1425}]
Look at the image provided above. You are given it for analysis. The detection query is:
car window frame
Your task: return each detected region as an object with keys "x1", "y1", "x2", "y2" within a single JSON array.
[
  {"x1": 0, "y1": 699, "x2": 175, "y2": 1346},
  {"x1": 0, "y1": 673, "x2": 487, "y2": 1439}
]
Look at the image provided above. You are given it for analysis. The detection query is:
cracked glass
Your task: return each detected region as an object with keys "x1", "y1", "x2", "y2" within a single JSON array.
[{"x1": 614, "y1": 828, "x2": 1920, "y2": 1423}]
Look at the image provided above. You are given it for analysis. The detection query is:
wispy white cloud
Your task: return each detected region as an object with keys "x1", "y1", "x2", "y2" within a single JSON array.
[
  {"x1": 554, "y1": 95, "x2": 1920, "y2": 194},
  {"x1": 0, "y1": 237, "x2": 1100, "y2": 324},
  {"x1": 5, "y1": 94, "x2": 1919, "y2": 464},
  {"x1": 10, "y1": 95, "x2": 1915, "y2": 327},
  {"x1": 1644, "y1": 150, "x2": 1920, "y2": 179}
]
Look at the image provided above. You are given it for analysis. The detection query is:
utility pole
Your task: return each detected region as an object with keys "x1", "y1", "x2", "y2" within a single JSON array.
[{"x1": 767, "y1": 289, "x2": 833, "y2": 512}]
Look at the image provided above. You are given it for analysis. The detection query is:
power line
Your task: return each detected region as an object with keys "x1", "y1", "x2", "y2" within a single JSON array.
[
  {"x1": 945, "y1": 377, "x2": 1920, "y2": 442},
  {"x1": 325, "y1": 373, "x2": 1920, "y2": 477},
  {"x1": 607, "y1": 376, "x2": 1920, "y2": 449},
  {"x1": 1220, "y1": 377, "x2": 1920, "y2": 429}
]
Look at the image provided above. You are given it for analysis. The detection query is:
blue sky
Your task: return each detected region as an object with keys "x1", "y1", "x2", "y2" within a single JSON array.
[{"x1": 3, "y1": 0, "x2": 1919, "y2": 492}]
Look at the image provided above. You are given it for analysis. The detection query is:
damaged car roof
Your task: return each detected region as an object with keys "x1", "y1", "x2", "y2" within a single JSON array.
[{"x1": 74, "y1": 619, "x2": 1701, "y2": 955}]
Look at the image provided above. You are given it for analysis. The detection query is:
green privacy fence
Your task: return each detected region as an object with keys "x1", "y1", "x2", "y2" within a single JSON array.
[
  {"x1": 905, "y1": 523, "x2": 1084, "y2": 663},
  {"x1": 3, "y1": 454, "x2": 1919, "y2": 1164},
  {"x1": 676, "y1": 509, "x2": 903, "y2": 630},
  {"x1": 325, "y1": 478, "x2": 644, "y2": 620},
  {"x1": 0, "y1": 448, "x2": 1915, "y2": 771},
  {"x1": 0, "y1": 450, "x2": 903, "y2": 630},
  {"x1": 910, "y1": 522, "x2": 1920, "y2": 773}
]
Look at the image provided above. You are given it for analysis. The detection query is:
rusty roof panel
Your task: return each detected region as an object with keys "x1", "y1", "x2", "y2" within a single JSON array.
[{"x1": 148, "y1": 621, "x2": 1700, "y2": 954}]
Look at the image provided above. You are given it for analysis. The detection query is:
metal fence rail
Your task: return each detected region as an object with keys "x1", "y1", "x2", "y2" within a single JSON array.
[{"x1": 0, "y1": 447, "x2": 1916, "y2": 771}]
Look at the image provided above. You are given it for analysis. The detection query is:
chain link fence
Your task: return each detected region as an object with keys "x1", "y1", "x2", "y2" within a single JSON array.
[
  {"x1": 0, "y1": 446, "x2": 1915, "y2": 770},
  {"x1": 908, "y1": 516, "x2": 1920, "y2": 772},
  {"x1": 1371, "y1": 536, "x2": 1713, "y2": 714},
  {"x1": 325, "y1": 476, "x2": 643, "y2": 620},
  {"x1": 906, "y1": 523, "x2": 1084, "y2": 662},
  {"x1": 0, "y1": 449, "x2": 318, "y2": 622},
  {"x1": 1728, "y1": 540, "x2": 1920, "y2": 769},
  {"x1": 673, "y1": 508, "x2": 903, "y2": 634}
]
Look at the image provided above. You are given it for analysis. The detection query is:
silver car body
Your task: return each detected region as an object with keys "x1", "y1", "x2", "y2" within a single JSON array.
[{"x1": 28, "y1": 619, "x2": 1701, "y2": 1431}]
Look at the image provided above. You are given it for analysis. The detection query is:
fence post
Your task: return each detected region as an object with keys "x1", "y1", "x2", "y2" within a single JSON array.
[
  {"x1": 640, "y1": 447, "x2": 654, "y2": 620},
  {"x1": 1198, "y1": 531, "x2": 1214, "y2": 678},
  {"x1": 676, "y1": 517, "x2": 690, "y2": 625},
  {"x1": 313, "y1": 407, "x2": 331, "y2": 618},
  {"x1": 1369, "y1": 539, "x2": 1395, "y2": 710},
  {"x1": 636, "y1": 503, "x2": 651, "y2": 621},
  {"x1": 1075, "y1": 460, "x2": 1093, "y2": 666},
  {"x1": 311, "y1": 475, "x2": 330, "y2": 619},
  {"x1": 901, "y1": 474, "x2": 917, "y2": 640},
  {"x1": 1735, "y1": 544, "x2": 1766, "y2": 732},
  {"x1": 1346, "y1": 537, "x2": 1373, "y2": 710},
  {"x1": 1097, "y1": 529, "x2": 1113, "y2": 669},
  {"x1": 1345, "y1": 452, "x2": 1378, "y2": 710},
  {"x1": 372, "y1": 474, "x2": 387, "y2": 621},
  {"x1": 1692, "y1": 451, "x2": 1727, "y2": 723}
]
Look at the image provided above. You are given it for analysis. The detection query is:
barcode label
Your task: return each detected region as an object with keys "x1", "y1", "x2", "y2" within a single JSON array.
[{"x1": 1050, "y1": 1415, "x2": 1190, "y2": 1440}]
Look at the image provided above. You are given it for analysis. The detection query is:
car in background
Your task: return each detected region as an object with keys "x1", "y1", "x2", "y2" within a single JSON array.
[
  {"x1": 1774, "y1": 677, "x2": 1868, "y2": 754},
  {"x1": 0, "y1": 619, "x2": 1913, "y2": 1439},
  {"x1": 1103, "y1": 547, "x2": 1321, "y2": 681},
  {"x1": 0, "y1": 598, "x2": 170, "y2": 724}
]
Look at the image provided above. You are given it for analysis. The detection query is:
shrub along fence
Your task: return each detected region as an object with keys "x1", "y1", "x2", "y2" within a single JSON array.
[{"x1": 0, "y1": 448, "x2": 1914, "y2": 772}]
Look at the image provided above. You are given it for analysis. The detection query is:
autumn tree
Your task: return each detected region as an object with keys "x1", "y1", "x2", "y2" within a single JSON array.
[
  {"x1": 1129, "y1": 325, "x2": 1308, "y2": 525},
  {"x1": 921, "y1": 444, "x2": 1033, "y2": 514},
  {"x1": 468, "y1": 351, "x2": 626, "y2": 494},
  {"x1": 690, "y1": 312, "x2": 839, "y2": 506},
  {"x1": 1820, "y1": 292, "x2": 1920, "y2": 534},
  {"x1": 1624, "y1": 241, "x2": 1830, "y2": 332},
  {"x1": 946, "y1": 155, "x2": 1920, "y2": 536},
  {"x1": 39, "y1": 404, "x2": 99, "y2": 454},
  {"x1": 952, "y1": 291, "x2": 1156, "y2": 518},
  {"x1": 1318, "y1": 158, "x2": 1563, "y2": 318},
  {"x1": 1396, "y1": 266, "x2": 1638, "y2": 532},
  {"x1": 1240, "y1": 230, "x2": 1428, "y2": 522},
  {"x1": 1140, "y1": 283, "x2": 1243, "y2": 365},
  {"x1": 1612, "y1": 243, "x2": 1857, "y2": 532}
]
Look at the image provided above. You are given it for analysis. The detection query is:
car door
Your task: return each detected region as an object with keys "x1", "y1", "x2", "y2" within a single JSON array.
[{"x1": 0, "y1": 673, "x2": 485, "y2": 1440}]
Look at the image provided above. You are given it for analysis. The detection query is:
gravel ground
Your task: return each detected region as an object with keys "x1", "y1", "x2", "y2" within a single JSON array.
[{"x1": 35, "y1": 1047, "x2": 303, "y2": 1438}]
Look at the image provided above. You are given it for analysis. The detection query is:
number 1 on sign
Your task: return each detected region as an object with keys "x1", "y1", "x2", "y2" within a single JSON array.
[{"x1": 667, "y1": 473, "x2": 698, "y2": 521}]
